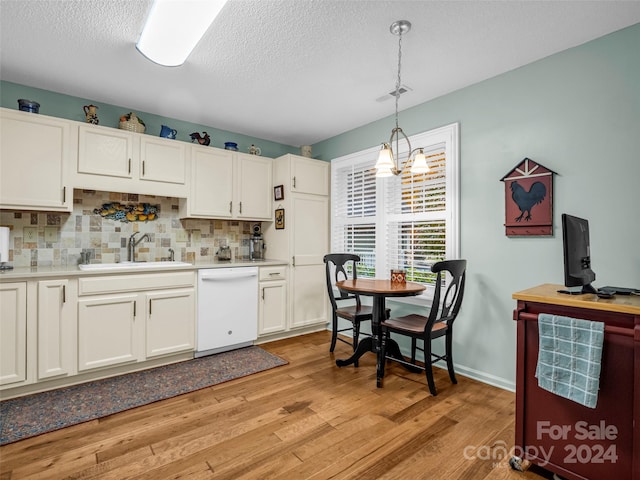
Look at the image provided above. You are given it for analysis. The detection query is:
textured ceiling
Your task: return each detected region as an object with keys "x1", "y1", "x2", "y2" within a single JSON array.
[{"x1": 1, "y1": 1, "x2": 640, "y2": 147}]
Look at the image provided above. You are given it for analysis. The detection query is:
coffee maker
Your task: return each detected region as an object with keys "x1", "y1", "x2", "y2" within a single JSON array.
[{"x1": 250, "y1": 224, "x2": 265, "y2": 260}]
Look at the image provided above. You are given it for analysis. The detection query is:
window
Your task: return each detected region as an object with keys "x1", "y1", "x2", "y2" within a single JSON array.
[{"x1": 331, "y1": 123, "x2": 459, "y2": 299}]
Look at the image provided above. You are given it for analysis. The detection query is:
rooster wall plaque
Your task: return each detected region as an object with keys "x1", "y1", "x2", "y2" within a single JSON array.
[{"x1": 501, "y1": 158, "x2": 555, "y2": 236}]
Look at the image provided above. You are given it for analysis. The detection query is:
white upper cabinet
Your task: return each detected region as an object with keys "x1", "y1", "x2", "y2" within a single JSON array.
[
  {"x1": 234, "y1": 152, "x2": 273, "y2": 220},
  {"x1": 182, "y1": 146, "x2": 234, "y2": 218},
  {"x1": 76, "y1": 124, "x2": 188, "y2": 197},
  {"x1": 180, "y1": 148, "x2": 272, "y2": 220},
  {"x1": 139, "y1": 136, "x2": 187, "y2": 185},
  {"x1": 0, "y1": 108, "x2": 72, "y2": 211},
  {"x1": 289, "y1": 155, "x2": 329, "y2": 196},
  {"x1": 78, "y1": 124, "x2": 133, "y2": 178}
]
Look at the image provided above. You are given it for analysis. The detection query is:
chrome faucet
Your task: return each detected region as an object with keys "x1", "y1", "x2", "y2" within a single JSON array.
[
  {"x1": 168, "y1": 248, "x2": 175, "y2": 261},
  {"x1": 128, "y1": 232, "x2": 150, "y2": 262}
]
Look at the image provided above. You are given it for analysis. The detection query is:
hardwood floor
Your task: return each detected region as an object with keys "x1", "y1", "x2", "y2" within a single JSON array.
[{"x1": 0, "y1": 331, "x2": 554, "y2": 479}]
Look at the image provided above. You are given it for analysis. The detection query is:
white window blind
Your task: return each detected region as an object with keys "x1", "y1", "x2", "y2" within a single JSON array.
[
  {"x1": 385, "y1": 146, "x2": 447, "y2": 283},
  {"x1": 331, "y1": 123, "x2": 459, "y2": 294},
  {"x1": 332, "y1": 157, "x2": 377, "y2": 277}
]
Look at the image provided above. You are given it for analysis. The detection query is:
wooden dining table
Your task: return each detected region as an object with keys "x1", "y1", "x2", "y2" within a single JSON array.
[{"x1": 334, "y1": 278, "x2": 426, "y2": 385}]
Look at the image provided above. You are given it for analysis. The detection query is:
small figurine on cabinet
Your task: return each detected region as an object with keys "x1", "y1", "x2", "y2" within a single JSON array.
[
  {"x1": 83, "y1": 104, "x2": 99, "y2": 124},
  {"x1": 189, "y1": 131, "x2": 210, "y2": 146}
]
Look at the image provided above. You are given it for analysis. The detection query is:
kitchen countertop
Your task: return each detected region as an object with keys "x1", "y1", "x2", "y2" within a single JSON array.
[{"x1": 0, "y1": 258, "x2": 289, "y2": 281}]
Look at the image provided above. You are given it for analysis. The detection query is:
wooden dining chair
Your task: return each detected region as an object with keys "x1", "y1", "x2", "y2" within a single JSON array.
[
  {"x1": 323, "y1": 254, "x2": 380, "y2": 357},
  {"x1": 378, "y1": 259, "x2": 467, "y2": 395}
]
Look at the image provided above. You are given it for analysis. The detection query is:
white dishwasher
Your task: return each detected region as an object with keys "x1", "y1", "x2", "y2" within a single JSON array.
[{"x1": 196, "y1": 267, "x2": 259, "y2": 357}]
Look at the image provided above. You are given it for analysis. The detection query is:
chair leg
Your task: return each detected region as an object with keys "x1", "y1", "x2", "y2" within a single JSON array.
[
  {"x1": 410, "y1": 337, "x2": 417, "y2": 363},
  {"x1": 424, "y1": 338, "x2": 437, "y2": 396},
  {"x1": 377, "y1": 329, "x2": 387, "y2": 388},
  {"x1": 329, "y1": 313, "x2": 338, "y2": 353},
  {"x1": 445, "y1": 330, "x2": 457, "y2": 384}
]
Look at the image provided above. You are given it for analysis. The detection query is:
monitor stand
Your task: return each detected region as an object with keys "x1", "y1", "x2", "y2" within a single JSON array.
[{"x1": 557, "y1": 283, "x2": 597, "y2": 295}]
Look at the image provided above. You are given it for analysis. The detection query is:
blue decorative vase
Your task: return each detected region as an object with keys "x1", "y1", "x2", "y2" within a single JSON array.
[{"x1": 18, "y1": 99, "x2": 40, "y2": 113}]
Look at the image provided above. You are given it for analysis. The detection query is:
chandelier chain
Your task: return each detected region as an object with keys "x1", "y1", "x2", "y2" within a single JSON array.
[{"x1": 395, "y1": 29, "x2": 403, "y2": 130}]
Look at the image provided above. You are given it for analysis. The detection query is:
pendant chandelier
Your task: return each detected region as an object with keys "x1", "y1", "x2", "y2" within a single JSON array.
[{"x1": 375, "y1": 20, "x2": 430, "y2": 177}]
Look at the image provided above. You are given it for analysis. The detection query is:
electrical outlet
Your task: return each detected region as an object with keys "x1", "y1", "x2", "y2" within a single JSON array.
[
  {"x1": 23, "y1": 227, "x2": 38, "y2": 243},
  {"x1": 191, "y1": 229, "x2": 201, "y2": 243},
  {"x1": 176, "y1": 230, "x2": 188, "y2": 242},
  {"x1": 44, "y1": 226, "x2": 58, "y2": 242}
]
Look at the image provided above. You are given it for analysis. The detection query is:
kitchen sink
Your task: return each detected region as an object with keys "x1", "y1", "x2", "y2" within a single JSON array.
[{"x1": 78, "y1": 261, "x2": 192, "y2": 271}]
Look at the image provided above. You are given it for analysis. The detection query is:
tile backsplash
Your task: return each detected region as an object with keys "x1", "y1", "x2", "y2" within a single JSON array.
[{"x1": 0, "y1": 190, "x2": 260, "y2": 267}]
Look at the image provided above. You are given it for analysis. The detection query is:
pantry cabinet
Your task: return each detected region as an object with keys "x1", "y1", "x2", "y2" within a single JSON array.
[
  {"x1": 76, "y1": 124, "x2": 188, "y2": 197},
  {"x1": 0, "y1": 282, "x2": 27, "y2": 386},
  {"x1": 289, "y1": 194, "x2": 329, "y2": 328},
  {"x1": 258, "y1": 266, "x2": 288, "y2": 335},
  {"x1": 263, "y1": 155, "x2": 329, "y2": 337},
  {"x1": 180, "y1": 148, "x2": 272, "y2": 220},
  {"x1": 0, "y1": 108, "x2": 72, "y2": 212},
  {"x1": 37, "y1": 279, "x2": 76, "y2": 380},
  {"x1": 289, "y1": 154, "x2": 329, "y2": 196}
]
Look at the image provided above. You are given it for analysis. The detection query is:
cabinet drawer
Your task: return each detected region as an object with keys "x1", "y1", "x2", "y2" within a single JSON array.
[
  {"x1": 78, "y1": 271, "x2": 195, "y2": 295},
  {"x1": 259, "y1": 266, "x2": 287, "y2": 281}
]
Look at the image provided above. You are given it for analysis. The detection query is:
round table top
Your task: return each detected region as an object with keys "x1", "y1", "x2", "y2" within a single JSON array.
[{"x1": 336, "y1": 278, "x2": 426, "y2": 297}]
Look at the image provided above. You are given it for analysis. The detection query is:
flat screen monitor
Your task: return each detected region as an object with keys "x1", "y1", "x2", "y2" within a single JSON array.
[{"x1": 560, "y1": 213, "x2": 596, "y2": 294}]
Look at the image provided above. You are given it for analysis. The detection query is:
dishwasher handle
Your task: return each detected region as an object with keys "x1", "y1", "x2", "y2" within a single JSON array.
[{"x1": 200, "y1": 270, "x2": 258, "y2": 281}]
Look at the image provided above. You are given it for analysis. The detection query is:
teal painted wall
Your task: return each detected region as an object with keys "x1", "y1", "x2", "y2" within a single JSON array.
[
  {"x1": 315, "y1": 23, "x2": 640, "y2": 389},
  {"x1": 1, "y1": 81, "x2": 298, "y2": 159}
]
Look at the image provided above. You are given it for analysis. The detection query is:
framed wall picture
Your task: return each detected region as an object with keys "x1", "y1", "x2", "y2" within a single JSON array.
[
  {"x1": 500, "y1": 158, "x2": 555, "y2": 237},
  {"x1": 274, "y1": 185, "x2": 284, "y2": 201},
  {"x1": 275, "y1": 208, "x2": 285, "y2": 229}
]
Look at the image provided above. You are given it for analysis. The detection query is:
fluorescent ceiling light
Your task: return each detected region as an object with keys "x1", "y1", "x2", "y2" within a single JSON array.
[{"x1": 136, "y1": 0, "x2": 227, "y2": 67}]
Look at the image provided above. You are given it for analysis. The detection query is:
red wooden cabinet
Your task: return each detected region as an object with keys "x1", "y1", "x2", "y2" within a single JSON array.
[{"x1": 513, "y1": 284, "x2": 640, "y2": 480}]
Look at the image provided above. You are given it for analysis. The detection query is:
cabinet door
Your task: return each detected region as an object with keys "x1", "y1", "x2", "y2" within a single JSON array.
[
  {"x1": 38, "y1": 279, "x2": 75, "y2": 380},
  {"x1": 77, "y1": 294, "x2": 141, "y2": 371},
  {"x1": 145, "y1": 288, "x2": 195, "y2": 358},
  {"x1": 78, "y1": 124, "x2": 134, "y2": 178},
  {"x1": 259, "y1": 280, "x2": 287, "y2": 335},
  {"x1": 0, "y1": 282, "x2": 27, "y2": 386},
  {"x1": 290, "y1": 194, "x2": 329, "y2": 327},
  {"x1": 291, "y1": 156, "x2": 329, "y2": 196},
  {"x1": 189, "y1": 147, "x2": 234, "y2": 217},
  {"x1": 140, "y1": 136, "x2": 187, "y2": 185},
  {"x1": 0, "y1": 109, "x2": 71, "y2": 211},
  {"x1": 235, "y1": 153, "x2": 273, "y2": 220}
]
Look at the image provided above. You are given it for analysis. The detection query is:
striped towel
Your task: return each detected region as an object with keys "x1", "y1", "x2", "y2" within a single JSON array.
[{"x1": 535, "y1": 314, "x2": 604, "y2": 409}]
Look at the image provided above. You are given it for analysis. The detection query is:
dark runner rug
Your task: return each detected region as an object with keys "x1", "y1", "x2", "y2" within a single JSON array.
[{"x1": 0, "y1": 346, "x2": 287, "y2": 445}]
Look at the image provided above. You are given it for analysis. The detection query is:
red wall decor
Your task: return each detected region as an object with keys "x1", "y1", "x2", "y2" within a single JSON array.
[{"x1": 500, "y1": 158, "x2": 555, "y2": 236}]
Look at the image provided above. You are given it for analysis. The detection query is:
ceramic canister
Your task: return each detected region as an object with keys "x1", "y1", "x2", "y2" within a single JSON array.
[
  {"x1": 301, "y1": 145, "x2": 312, "y2": 158},
  {"x1": 18, "y1": 99, "x2": 40, "y2": 113}
]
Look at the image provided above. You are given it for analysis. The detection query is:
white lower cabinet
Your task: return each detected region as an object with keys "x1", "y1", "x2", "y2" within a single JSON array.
[
  {"x1": 77, "y1": 271, "x2": 196, "y2": 372},
  {"x1": 38, "y1": 279, "x2": 76, "y2": 380},
  {"x1": 0, "y1": 282, "x2": 27, "y2": 386},
  {"x1": 258, "y1": 267, "x2": 287, "y2": 335},
  {"x1": 146, "y1": 289, "x2": 195, "y2": 358},
  {"x1": 78, "y1": 293, "x2": 141, "y2": 371},
  {"x1": 0, "y1": 271, "x2": 197, "y2": 399}
]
